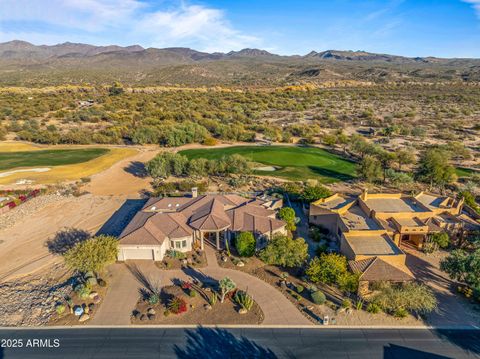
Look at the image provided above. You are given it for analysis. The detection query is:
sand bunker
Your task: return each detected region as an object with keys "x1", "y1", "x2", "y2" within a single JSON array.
[
  {"x1": 0, "y1": 168, "x2": 51, "y2": 178},
  {"x1": 255, "y1": 166, "x2": 277, "y2": 172}
]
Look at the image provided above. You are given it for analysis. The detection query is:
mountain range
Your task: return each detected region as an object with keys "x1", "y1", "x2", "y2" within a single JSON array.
[{"x1": 1, "y1": 40, "x2": 480, "y2": 86}]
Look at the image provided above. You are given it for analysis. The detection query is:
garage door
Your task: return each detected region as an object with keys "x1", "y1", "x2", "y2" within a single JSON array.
[{"x1": 123, "y1": 248, "x2": 154, "y2": 260}]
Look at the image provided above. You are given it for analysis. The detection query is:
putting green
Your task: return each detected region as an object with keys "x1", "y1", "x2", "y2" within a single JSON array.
[{"x1": 179, "y1": 145, "x2": 357, "y2": 183}]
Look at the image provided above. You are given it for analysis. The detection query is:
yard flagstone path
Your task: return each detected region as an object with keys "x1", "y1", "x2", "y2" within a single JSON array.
[{"x1": 91, "y1": 246, "x2": 312, "y2": 326}]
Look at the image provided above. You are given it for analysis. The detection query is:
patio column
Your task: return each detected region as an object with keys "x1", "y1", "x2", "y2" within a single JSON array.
[
  {"x1": 200, "y1": 230, "x2": 204, "y2": 250},
  {"x1": 215, "y1": 231, "x2": 220, "y2": 249}
]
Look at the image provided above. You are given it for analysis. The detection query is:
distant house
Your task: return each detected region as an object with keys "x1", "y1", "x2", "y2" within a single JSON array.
[
  {"x1": 117, "y1": 189, "x2": 286, "y2": 261},
  {"x1": 309, "y1": 189, "x2": 480, "y2": 294}
]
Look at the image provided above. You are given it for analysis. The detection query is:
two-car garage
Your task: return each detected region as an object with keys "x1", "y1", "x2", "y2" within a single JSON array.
[{"x1": 117, "y1": 245, "x2": 165, "y2": 261}]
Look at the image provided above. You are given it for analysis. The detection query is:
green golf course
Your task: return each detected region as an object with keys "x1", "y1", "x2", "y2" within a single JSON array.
[
  {"x1": 0, "y1": 148, "x2": 109, "y2": 171},
  {"x1": 179, "y1": 145, "x2": 357, "y2": 183}
]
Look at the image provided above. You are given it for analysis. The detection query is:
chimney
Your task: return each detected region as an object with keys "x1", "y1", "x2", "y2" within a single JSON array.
[
  {"x1": 191, "y1": 187, "x2": 198, "y2": 198},
  {"x1": 361, "y1": 188, "x2": 368, "y2": 201}
]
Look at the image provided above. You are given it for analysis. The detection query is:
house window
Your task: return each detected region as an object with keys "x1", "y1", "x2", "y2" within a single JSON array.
[
  {"x1": 182, "y1": 240, "x2": 187, "y2": 248},
  {"x1": 175, "y1": 241, "x2": 182, "y2": 249},
  {"x1": 170, "y1": 241, "x2": 174, "y2": 248}
]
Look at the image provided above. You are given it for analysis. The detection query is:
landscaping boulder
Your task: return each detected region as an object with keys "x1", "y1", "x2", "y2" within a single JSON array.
[
  {"x1": 221, "y1": 256, "x2": 228, "y2": 262},
  {"x1": 236, "y1": 261, "x2": 245, "y2": 267},
  {"x1": 78, "y1": 313, "x2": 90, "y2": 322},
  {"x1": 89, "y1": 291, "x2": 98, "y2": 299},
  {"x1": 204, "y1": 304, "x2": 212, "y2": 310},
  {"x1": 238, "y1": 308, "x2": 248, "y2": 315},
  {"x1": 140, "y1": 314, "x2": 147, "y2": 321},
  {"x1": 147, "y1": 314, "x2": 156, "y2": 321},
  {"x1": 88, "y1": 303, "x2": 95, "y2": 312},
  {"x1": 147, "y1": 308, "x2": 156, "y2": 315},
  {"x1": 92, "y1": 295, "x2": 102, "y2": 304}
]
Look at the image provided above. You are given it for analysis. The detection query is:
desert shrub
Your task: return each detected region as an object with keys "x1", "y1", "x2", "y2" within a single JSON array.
[
  {"x1": 148, "y1": 293, "x2": 160, "y2": 305},
  {"x1": 355, "y1": 299, "x2": 364, "y2": 310},
  {"x1": 371, "y1": 282, "x2": 437, "y2": 315},
  {"x1": 311, "y1": 290, "x2": 326, "y2": 305},
  {"x1": 342, "y1": 299, "x2": 352, "y2": 308},
  {"x1": 203, "y1": 137, "x2": 218, "y2": 146},
  {"x1": 296, "y1": 285, "x2": 304, "y2": 293},
  {"x1": 189, "y1": 290, "x2": 197, "y2": 298},
  {"x1": 85, "y1": 276, "x2": 98, "y2": 286},
  {"x1": 234, "y1": 290, "x2": 254, "y2": 311},
  {"x1": 394, "y1": 308, "x2": 409, "y2": 318},
  {"x1": 235, "y1": 232, "x2": 256, "y2": 257},
  {"x1": 74, "y1": 283, "x2": 91, "y2": 299},
  {"x1": 366, "y1": 303, "x2": 382, "y2": 314},
  {"x1": 56, "y1": 304, "x2": 66, "y2": 315},
  {"x1": 166, "y1": 250, "x2": 187, "y2": 260},
  {"x1": 168, "y1": 297, "x2": 187, "y2": 314},
  {"x1": 209, "y1": 292, "x2": 218, "y2": 306},
  {"x1": 98, "y1": 279, "x2": 107, "y2": 287}
]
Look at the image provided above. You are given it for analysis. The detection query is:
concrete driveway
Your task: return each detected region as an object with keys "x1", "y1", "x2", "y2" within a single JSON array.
[{"x1": 92, "y1": 247, "x2": 312, "y2": 326}]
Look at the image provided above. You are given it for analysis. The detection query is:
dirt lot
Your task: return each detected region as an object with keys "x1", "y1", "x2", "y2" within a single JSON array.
[{"x1": 0, "y1": 194, "x2": 132, "y2": 281}]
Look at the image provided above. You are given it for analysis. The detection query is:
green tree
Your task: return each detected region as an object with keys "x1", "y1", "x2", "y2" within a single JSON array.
[
  {"x1": 278, "y1": 207, "x2": 297, "y2": 231},
  {"x1": 376, "y1": 149, "x2": 397, "y2": 182},
  {"x1": 460, "y1": 190, "x2": 479, "y2": 214},
  {"x1": 63, "y1": 235, "x2": 118, "y2": 273},
  {"x1": 108, "y1": 82, "x2": 124, "y2": 96},
  {"x1": 306, "y1": 253, "x2": 349, "y2": 285},
  {"x1": 186, "y1": 158, "x2": 208, "y2": 178},
  {"x1": 259, "y1": 234, "x2": 308, "y2": 267},
  {"x1": 431, "y1": 232, "x2": 450, "y2": 249},
  {"x1": 440, "y1": 249, "x2": 480, "y2": 289},
  {"x1": 146, "y1": 152, "x2": 188, "y2": 179},
  {"x1": 417, "y1": 148, "x2": 457, "y2": 190},
  {"x1": 235, "y1": 232, "x2": 256, "y2": 257},
  {"x1": 396, "y1": 149, "x2": 415, "y2": 171},
  {"x1": 301, "y1": 185, "x2": 332, "y2": 203},
  {"x1": 357, "y1": 155, "x2": 382, "y2": 182}
]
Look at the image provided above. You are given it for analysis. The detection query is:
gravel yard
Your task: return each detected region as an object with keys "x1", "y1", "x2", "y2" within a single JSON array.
[{"x1": 0, "y1": 263, "x2": 71, "y2": 326}]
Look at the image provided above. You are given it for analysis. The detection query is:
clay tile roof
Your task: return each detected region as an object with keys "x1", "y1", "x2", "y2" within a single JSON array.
[
  {"x1": 349, "y1": 257, "x2": 413, "y2": 282},
  {"x1": 188, "y1": 198, "x2": 231, "y2": 230}
]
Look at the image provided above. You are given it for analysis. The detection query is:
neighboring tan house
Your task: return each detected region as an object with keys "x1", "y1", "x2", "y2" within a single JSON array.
[
  {"x1": 309, "y1": 189, "x2": 480, "y2": 294},
  {"x1": 117, "y1": 189, "x2": 286, "y2": 261}
]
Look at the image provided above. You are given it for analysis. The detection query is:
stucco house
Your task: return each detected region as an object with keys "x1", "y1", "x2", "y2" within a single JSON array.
[
  {"x1": 117, "y1": 189, "x2": 287, "y2": 261},
  {"x1": 309, "y1": 189, "x2": 480, "y2": 294}
]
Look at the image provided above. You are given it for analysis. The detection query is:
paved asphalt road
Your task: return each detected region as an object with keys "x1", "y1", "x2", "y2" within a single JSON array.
[{"x1": 0, "y1": 327, "x2": 479, "y2": 359}]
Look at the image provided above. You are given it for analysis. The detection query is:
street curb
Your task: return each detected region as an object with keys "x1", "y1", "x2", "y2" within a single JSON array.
[{"x1": 1, "y1": 325, "x2": 479, "y2": 330}]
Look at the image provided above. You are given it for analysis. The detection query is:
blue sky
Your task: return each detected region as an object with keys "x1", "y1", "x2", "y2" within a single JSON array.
[{"x1": 0, "y1": 0, "x2": 479, "y2": 57}]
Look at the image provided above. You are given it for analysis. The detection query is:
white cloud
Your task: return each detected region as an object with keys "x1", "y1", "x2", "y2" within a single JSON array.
[
  {"x1": 463, "y1": 0, "x2": 480, "y2": 18},
  {"x1": 0, "y1": 0, "x2": 260, "y2": 51}
]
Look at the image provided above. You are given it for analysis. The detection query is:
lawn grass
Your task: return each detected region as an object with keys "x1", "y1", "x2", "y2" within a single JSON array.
[
  {"x1": 179, "y1": 145, "x2": 357, "y2": 183},
  {"x1": 0, "y1": 147, "x2": 138, "y2": 185},
  {"x1": 0, "y1": 148, "x2": 109, "y2": 171},
  {"x1": 456, "y1": 167, "x2": 479, "y2": 178}
]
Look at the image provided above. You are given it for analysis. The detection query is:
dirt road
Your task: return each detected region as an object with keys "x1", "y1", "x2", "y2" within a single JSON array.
[{"x1": 82, "y1": 148, "x2": 160, "y2": 197}]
